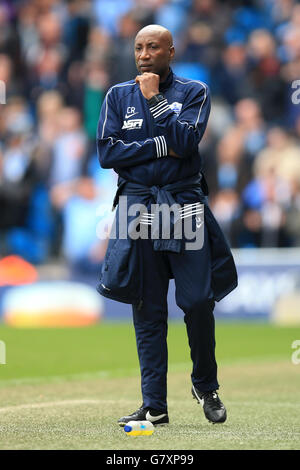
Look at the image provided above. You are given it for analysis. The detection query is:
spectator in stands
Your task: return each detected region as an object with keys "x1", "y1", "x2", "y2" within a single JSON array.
[
  {"x1": 214, "y1": 42, "x2": 253, "y2": 105},
  {"x1": 63, "y1": 0, "x2": 91, "y2": 63},
  {"x1": 210, "y1": 189, "x2": 240, "y2": 244},
  {"x1": 247, "y1": 29, "x2": 285, "y2": 123},
  {"x1": 215, "y1": 126, "x2": 252, "y2": 195},
  {"x1": 0, "y1": 96, "x2": 54, "y2": 263},
  {"x1": 108, "y1": 10, "x2": 143, "y2": 85},
  {"x1": 92, "y1": 0, "x2": 133, "y2": 36},
  {"x1": 82, "y1": 60, "x2": 109, "y2": 154},
  {"x1": 254, "y1": 127, "x2": 300, "y2": 187},
  {"x1": 49, "y1": 106, "x2": 87, "y2": 187},
  {"x1": 234, "y1": 98, "x2": 266, "y2": 160},
  {"x1": 51, "y1": 174, "x2": 115, "y2": 283},
  {"x1": 0, "y1": 54, "x2": 23, "y2": 99},
  {"x1": 285, "y1": 179, "x2": 300, "y2": 246}
]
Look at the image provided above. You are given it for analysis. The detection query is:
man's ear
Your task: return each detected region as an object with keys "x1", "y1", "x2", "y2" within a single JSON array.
[{"x1": 169, "y1": 46, "x2": 175, "y2": 62}]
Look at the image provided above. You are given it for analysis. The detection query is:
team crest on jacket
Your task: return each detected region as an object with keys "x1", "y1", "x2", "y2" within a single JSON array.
[
  {"x1": 122, "y1": 119, "x2": 143, "y2": 130},
  {"x1": 170, "y1": 102, "x2": 182, "y2": 114}
]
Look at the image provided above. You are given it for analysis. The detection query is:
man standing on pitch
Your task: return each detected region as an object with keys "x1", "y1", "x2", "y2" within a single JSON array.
[{"x1": 96, "y1": 25, "x2": 237, "y2": 426}]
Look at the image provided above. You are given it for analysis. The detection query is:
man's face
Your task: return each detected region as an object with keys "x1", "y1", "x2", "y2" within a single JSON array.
[{"x1": 134, "y1": 31, "x2": 174, "y2": 79}]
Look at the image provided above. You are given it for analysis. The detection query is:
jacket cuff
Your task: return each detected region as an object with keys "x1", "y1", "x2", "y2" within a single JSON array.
[
  {"x1": 153, "y1": 136, "x2": 168, "y2": 158},
  {"x1": 149, "y1": 98, "x2": 172, "y2": 120}
]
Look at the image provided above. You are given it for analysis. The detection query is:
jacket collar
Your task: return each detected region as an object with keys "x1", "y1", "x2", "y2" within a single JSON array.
[{"x1": 159, "y1": 68, "x2": 173, "y2": 92}]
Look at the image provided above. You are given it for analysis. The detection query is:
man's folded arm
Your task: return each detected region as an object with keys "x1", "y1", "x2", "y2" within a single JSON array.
[
  {"x1": 148, "y1": 83, "x2": 211, "y2": 158},
  {"x1": 97, "y1": 89, "x2": 168, "y2": 169}
]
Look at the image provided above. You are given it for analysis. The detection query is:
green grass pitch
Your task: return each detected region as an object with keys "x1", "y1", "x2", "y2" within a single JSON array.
[{"x1": 0, "y1": 322, "x2": 299, "y2": 450}]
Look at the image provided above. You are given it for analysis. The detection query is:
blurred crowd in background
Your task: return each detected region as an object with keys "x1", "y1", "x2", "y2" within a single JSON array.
[{"x1": 0, "y1": 0, "x2": 300, "y2": 277}]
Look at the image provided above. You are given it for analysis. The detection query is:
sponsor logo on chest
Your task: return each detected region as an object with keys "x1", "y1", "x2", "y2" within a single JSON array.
[
  {"x1": 122, "y1": 106, "x2": 143, "y2": 130},
  {"x1": 122, "y1": 119, "x2": 143, "y2": 130}
]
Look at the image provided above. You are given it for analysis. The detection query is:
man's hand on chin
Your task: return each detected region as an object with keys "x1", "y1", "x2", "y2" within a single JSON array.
[
  {"x1": 135, "y1": 73, "x2": 181, "y2": 159},
  {"x1": 135, "y1": 72, "x2": 160, "y2": 100}
]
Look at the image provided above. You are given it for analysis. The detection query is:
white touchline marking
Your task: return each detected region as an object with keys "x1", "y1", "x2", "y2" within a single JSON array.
[
  {"x1": 0, "y1": 399, "x2": 100, "y2": 413},
  {"x1": 0, "y1": 398, "x2": 138, "y2": 413},
  {"x1": 0, "y1": 398, "x2": 299, "y2": 415}
]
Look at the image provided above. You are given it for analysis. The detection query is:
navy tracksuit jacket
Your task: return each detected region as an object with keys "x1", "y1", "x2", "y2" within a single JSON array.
[{"x1": 96, "y1": 69, "x2": 237, "y2": 412}]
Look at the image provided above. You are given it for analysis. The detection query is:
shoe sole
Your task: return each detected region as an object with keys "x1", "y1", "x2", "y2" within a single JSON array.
[{"x1": 192, "y1": 386, "x2": 227, "y2": 424}]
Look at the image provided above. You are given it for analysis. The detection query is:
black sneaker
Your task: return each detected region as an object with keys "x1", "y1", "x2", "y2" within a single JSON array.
[
  {"x1": 192, "y1": 385, "x2": 227, "y2": 424},
  {"x1": 118, "y1": 406, "x2": 169, "y2": 427}
]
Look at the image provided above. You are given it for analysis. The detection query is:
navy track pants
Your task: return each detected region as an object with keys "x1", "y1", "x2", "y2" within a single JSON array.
[{"x1": 132, "y1": 223, "x2": 219, "y2": 413}]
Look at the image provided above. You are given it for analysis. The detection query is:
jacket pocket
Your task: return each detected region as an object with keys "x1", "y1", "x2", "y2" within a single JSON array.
[{"x1": 97, "y1": 236, "x2": 143, "y2": 309}]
